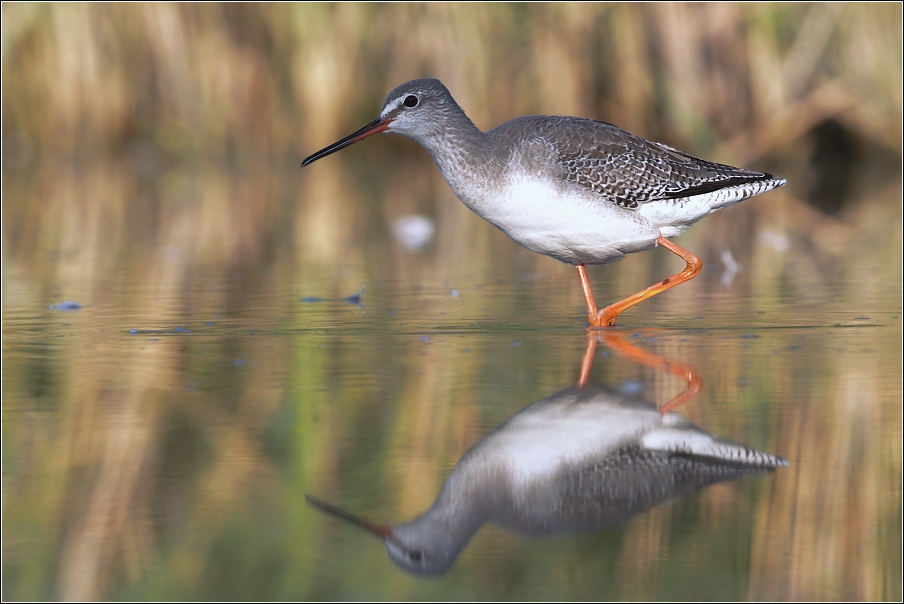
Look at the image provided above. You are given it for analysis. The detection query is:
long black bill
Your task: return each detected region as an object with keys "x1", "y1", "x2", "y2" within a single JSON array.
[
  {"x1": 305, "y1": 494, "x2": 396, "y2": 541},
  {"x1": 301, "y1": 118, "x2": 392, "y2": 167}
]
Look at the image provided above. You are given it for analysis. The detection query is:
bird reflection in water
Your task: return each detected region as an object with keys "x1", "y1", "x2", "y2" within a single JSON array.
[{"x1": 306, "y1": 333, "x2": 787, "y2": 576}]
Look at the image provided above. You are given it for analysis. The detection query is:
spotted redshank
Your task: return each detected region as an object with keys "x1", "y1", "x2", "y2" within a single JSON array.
[
  {"x1": 306, "y1": 380, "x2": 787, "y2": 576},
  {"x1": 302, "y1": 79, "x2": 786, "y2": 327}
]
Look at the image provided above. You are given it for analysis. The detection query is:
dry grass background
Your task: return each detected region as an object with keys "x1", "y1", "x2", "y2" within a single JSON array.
[{"x1": 2, "y1": 4, "x2": 901, "y2": 158}]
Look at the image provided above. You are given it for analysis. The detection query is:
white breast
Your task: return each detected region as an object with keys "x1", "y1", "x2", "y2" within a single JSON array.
[{"x1": 462, "y1": 174, "x2": 660, "y2": 265}]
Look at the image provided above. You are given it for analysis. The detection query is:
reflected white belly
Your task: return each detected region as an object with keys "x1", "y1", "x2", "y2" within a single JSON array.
[{"x1": 489, "y1": 402, "x2": 661, "y2": 486}]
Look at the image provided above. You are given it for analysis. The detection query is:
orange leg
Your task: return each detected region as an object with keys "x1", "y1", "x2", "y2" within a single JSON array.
[
  {"x1": 580, "y1": 235, "x2": 703, "y2": 328},
  {"x1": 576, "y1": 263, "x2": 598, "y2": 321}
]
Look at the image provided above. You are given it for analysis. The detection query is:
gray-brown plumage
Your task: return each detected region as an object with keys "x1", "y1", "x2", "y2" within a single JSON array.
[
  {"x1": 531, "y1": 443, "x2": 774, "y2": 534},
  {"x1": 303, "y1": 79, "x2": 784, "y2": 259},
  {"x1": 302, "y1": 79, "x2": 786, "y2": 325},
  {"x1": 521, "y1": 117, "x2": 775, "y2": 209}
]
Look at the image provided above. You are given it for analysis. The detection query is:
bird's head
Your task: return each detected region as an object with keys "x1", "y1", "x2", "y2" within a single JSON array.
[
  {"x1": 304, "y1": 493, "x2": 464, "y2": 576},
  {"x1": 301, "y1": 79, "x2": 462, "y2": 167}
]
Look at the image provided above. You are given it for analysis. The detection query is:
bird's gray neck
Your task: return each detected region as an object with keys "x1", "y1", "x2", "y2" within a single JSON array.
[
  {"x1": 435, "y1": 472, "x2": 488, "y2": 525},
  {"x1": 408, "y1": 112, "x2": 504, "y2": 205},
  {"x1": 398, "y1": 467, "x2": 494, "y2": 556}
]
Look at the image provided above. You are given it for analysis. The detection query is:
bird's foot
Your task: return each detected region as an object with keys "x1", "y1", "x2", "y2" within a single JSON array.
[{"x1": 587, "y1": 309, "x2": 618, "y2": 329}]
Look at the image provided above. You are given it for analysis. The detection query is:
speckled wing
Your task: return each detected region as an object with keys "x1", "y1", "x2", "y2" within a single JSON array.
[
  {"x1": 536, "y1": 118, "x2": 773, "y2": 209},
  {"x1": 546, "y1": 445, "x2": 777, "y2": 533}
]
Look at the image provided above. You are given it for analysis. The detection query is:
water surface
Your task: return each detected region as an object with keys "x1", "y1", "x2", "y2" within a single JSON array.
[{"x1": 2, "y1": 160, "x2": 901, "y2": 601}]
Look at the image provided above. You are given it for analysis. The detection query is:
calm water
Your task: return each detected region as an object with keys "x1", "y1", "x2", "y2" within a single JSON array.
[{"x1": 2, "y1": 160, "x2": 902, "y2": 601}]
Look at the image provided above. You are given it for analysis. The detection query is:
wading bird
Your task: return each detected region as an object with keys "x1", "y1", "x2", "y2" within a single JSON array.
[{"x1": 302, "y1": 79, "x2": 785, "y2": 327}]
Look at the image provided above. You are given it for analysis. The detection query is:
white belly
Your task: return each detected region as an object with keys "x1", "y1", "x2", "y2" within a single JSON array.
[{"x1": 463, "y1": 178, "x2": 660, "y2": 265}]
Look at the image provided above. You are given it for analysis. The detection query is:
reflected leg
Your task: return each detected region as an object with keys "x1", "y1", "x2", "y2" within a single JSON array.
[
  {"x1": 597, "y1": 331, "x2": 703, "y2": 413},
  {"x1": 578, "y1": 334, "x2": 597, "y2": 389}
]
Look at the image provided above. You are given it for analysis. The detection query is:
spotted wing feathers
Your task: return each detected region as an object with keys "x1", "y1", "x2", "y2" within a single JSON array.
[{"x1": 534, "y1": 118, "x2": 773, "y2": 209}]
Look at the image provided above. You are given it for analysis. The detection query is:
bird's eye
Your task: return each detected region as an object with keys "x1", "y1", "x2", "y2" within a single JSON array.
[
  {"x1": 404, "y1": 95, "x2": 419, "y2": 108},
  {"x1": 408, "y1": 550, "x2": 423, "y2": 562}
]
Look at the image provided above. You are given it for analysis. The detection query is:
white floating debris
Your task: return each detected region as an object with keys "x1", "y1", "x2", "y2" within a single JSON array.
[
  {"x1": 392, "y1": 215, "x2": 434, "y2": 251},
  {"x1": 720, "y1": 248, "x2": 739, "y2": 288},
  {"x1": 758, "y1": 229, "x2": 789, "y2": 252}
]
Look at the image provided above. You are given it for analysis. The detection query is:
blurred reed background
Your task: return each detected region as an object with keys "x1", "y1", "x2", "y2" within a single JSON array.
[
  {"x1": 3, "y1": 4, "x2": 901, "y2": 172},
  {"x1": 2, "y1": 3, "x2": 902, "y2": 601}
]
